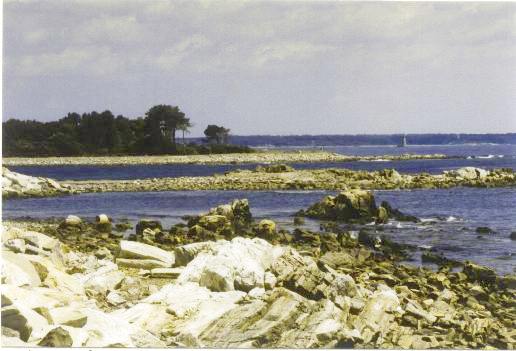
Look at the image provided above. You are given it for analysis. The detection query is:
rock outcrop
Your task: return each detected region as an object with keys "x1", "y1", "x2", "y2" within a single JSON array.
[
  {"x1": 298, "y1": 189, "x2": 417, "y2": 223},
  {"x1": 3, "y1": 219, "x2": 515, "y2": 349},
  {"x1": 2, "y1": 167, "x2": 75, "y2": 199},
  {"x1": 445, "y1": 167, "x2": 489, "y2": 180},
  {"x1": 1, "y1": 224, "x2": 165, "y2": 347}
]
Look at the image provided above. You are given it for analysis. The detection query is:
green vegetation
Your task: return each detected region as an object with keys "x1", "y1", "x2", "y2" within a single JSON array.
[
  {"x1": 204, "y1": 125, "x2": 230, "y2": 144},
  {"x1": 3, "y1": 105, "x2": 253, "y2": 156}
]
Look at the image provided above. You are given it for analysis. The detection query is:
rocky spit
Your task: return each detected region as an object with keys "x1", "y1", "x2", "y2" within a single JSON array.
[
  {"x1": 67, "y1": 166, "x2": 516, "y2": 194},
  {"x1": 2, "y1": 167, "x2": 77, "y2": 199},
  {"x1": 3, "y1": 166, "x2": 514, "y2": 199},
  {"x1": 2, "y1": 193, "x2": 515, "y2": 349},
  {"x1": 3, "y1": 151, "x2": 452, "y2": 166}
]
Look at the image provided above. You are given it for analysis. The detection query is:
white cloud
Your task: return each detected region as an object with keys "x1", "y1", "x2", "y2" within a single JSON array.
[
  {"x1": 155, "y1": 35, "x2": 212, "y2": 71},
  {"x1": 250, "y1": 42, "x2": 334, "y2": 68},
  {"x1": 72, "y1": 15, "x2": 144, "y2": 45},
  {"x1": 24, "y1": 30, "x2": 48, "y2": 44},
  {"x1": 3, "y1": 1, "x2": 515, "y2": 133},
  {"x1": 13, "y1": 46, "x2": 121, "y2": 77}
]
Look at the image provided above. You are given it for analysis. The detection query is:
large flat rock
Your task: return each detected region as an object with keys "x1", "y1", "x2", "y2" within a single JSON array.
[{"x1": 118, "y1": 240, "x2": 174, "y2": 266}]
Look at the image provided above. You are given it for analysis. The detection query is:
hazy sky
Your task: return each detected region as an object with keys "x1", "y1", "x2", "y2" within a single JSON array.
[{"x1": 3, "y1": 1, "x2": 516, "y2": 136}]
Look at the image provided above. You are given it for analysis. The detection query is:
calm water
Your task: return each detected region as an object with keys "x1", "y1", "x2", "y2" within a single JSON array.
[
  {"x1": 9, "y1": 144, "x2": 516, "y2": 181},
  {"x1": 4, "y1": 144, "x2": 515, "y2": 274},
  {"x1": 3, "y1": 188, "x2": 515, "y2": 275}
]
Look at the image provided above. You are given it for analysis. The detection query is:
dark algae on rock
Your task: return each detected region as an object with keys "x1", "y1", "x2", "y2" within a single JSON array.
[{"x1": 297, "y1": 188, "x2": 418, "y2": 224}]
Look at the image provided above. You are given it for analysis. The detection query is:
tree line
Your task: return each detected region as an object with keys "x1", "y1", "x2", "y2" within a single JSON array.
[{"x1": 2, "y1": 105, "x2": 252, "y2": 157}]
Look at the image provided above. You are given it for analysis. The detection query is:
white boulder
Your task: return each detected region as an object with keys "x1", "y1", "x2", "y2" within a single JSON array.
[
  {"x1": 118, "y1": 240, "x2": 174, "y2": 267},
  {"x1": 177, "y1": 237, "x2": 285, "y2": 293}
]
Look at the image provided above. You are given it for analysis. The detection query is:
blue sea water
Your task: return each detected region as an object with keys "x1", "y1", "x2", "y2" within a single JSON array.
[
  {"x1": 9, "y1": 144, "x2": 516, "y2": 181},
  {"x1": 3, "y1": 188, "x2": 515, "y2": 275},
  {"x1": 3, "y1": 144, "x2": 515, "y2": 274}
]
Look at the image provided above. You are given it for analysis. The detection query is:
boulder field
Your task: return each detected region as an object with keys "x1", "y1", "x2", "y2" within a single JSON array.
[{"x1": 2, "y1": 206, "x2": 515, "y2": 348}]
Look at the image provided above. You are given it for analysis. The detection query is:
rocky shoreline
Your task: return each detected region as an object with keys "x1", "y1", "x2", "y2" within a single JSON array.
[
  {"x1": 2, "y1": 192, "x2": 515, "y2": 348},
  {"x1": 3, "y1": 150, "x2": 453, "y2": 166},
  {"x1": 67, "y1": 166, "x2": 515, "y2": 194}
]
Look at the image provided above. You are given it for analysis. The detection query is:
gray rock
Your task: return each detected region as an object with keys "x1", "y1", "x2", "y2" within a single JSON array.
[
  {"x1": 65, "y1": 215, "x2": 82, "y2": 227},
  {"x1": 174, "y1": 241, "x2": 219, "y2": 267},
  {"x1": 48, "y1": 307, "x2": 88, "y2": 327},
  {"x1": 1, "y1": 303, "x2": 50, "y2": 342},
  {"x1": 354, "y1": 286, "x2": 400, "y2": 344},
  {"x1": 4, "y1": 238, "x2": 26, "y2": 253},
  {"x1": 106, "y1": 291, "x2": 126, "y2": 306},
  {"x1": 135, "y1": 219, "x2": 162, "y2": 235},
  {"x1": 2, "y1": 251, "x2": 41, "y2": 287},
  {"x1": 118, "y1": 240, "x2": 174, "y2": 266},
  {"x1": 447, "y1": 167, "x2": 488, "y2": 180},
  {"x1": 82, "y1": 266, "x2": 125, "y2": 295},
  {"x1": 38, "y1": 327, "x2": 73, "y2": 347}
]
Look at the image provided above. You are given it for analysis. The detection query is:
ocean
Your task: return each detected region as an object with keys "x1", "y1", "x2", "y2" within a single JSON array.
[{"x1": 3, "y1": 143, "x2": 515, "y2": 275}]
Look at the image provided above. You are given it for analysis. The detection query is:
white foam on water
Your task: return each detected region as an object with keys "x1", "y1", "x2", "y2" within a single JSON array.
[{"x1": 446, "y1": 216, "x2": 458, "y2": 222}]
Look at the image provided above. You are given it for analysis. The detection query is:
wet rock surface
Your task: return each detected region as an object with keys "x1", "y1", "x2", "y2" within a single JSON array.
[
  {"x1": 3, "y1": 197, "x2": 515, "y2": 348},
  {"x1": 298, "y1": 189, "x2": 418, "y2": 224}
]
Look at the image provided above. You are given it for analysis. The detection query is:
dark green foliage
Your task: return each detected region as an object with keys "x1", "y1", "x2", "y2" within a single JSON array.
[
  {"x1": 204, "y1": 124, "x2": 230, "y2": 144},
  {"x1": 3, "y1": 105, "x2": 253, "y2": 156}
]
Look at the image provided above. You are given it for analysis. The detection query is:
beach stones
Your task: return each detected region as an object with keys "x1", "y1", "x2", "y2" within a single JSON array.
[
  {"x1": 376, "y1": 206, "x2": 389, "y2": 224},
  {"x1": 256, "y1": 220, "x2": 277, "y2": 241},
  {"x1": 64, "y1": 215, "x2": 82, "y2": 227},
  {"x1": 198, "y1": 215, "x2": 230, "y2": 232},
  {"x1": 463, "y1": 262, "x2": 497, "y2": 285},
  {"x1": 136, "y1": 219, "x2": 162, "y2": 236},
  {"x1": 255, "y1": 164, "x2": 295, "y2": 173}
]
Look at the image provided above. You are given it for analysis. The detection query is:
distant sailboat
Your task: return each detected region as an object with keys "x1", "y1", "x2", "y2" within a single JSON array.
[{"x1": 398, "y1": 134, "x2": 407, "y2": 147}]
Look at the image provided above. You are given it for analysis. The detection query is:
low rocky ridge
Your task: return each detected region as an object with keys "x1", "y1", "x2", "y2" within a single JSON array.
[
  {"x1": 67, "y1": 166, "x2": 516, "y2": 194},
  {"x1": 2, "y1": 167, "x2": 76, "y2": 199},
  {"x1": 3, "y1": 151, "x2": 452, "y2": 166},
  {"x1": 3, "y1": 199, "x2": 515, "y2": 348}
]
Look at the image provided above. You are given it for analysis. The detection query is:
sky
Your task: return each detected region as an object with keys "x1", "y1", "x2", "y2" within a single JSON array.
[{"x1": 3, "y1": 0, "x2": 516, "y2": 136}]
